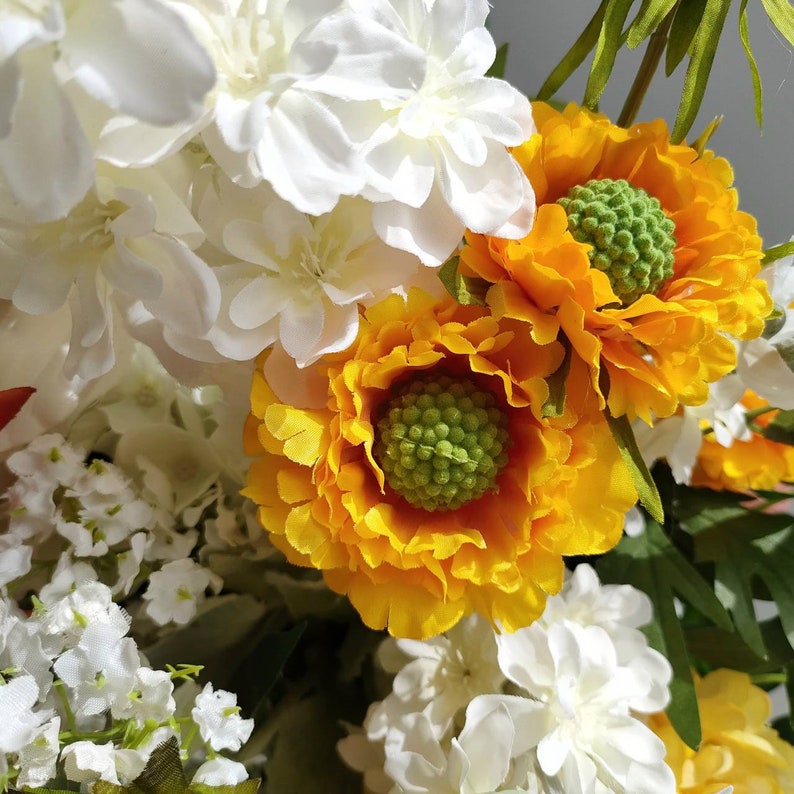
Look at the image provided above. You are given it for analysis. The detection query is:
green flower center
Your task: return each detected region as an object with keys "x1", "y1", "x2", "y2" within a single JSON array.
[
  {"x1": 374, "y1": 373, "x2": 511, "y2": 512},
  {"x1": 557, "y1": 177, "x2": 676, "y2": 305}
]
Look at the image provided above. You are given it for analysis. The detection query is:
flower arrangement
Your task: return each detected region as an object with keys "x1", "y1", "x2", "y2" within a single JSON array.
[{"x1": 1, "y1": 1, "x2": 794, "y2": 792}]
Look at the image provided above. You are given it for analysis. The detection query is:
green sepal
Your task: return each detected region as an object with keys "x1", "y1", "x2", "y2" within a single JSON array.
[
  {"x1": 437, "y1": 256, "x2": 489, "y2": 307},
  {"x1": 762, "y1": 240, "x2": 794, "y2": 266},
  {"x1": 625, "y1": 0, "x2": 679, "y2": 48},
  {"x1": 584, "y1": 0, "x2": 636, "y2": 109},
  {"x1": 486, "y1": 42, "x2": 509, "y2": 79},
  {"x1": 541, "y1": 336, "x2": 571, "y2": 418},
  {"x1": 605, "y1": 410, "x2": 664, "y2": 523},
  {"x1": 536, "y1": 1, "x2": 607, "y2": 101},
  {"x1": 739, "y1": 0, "x2": 764, "y2": 128}
]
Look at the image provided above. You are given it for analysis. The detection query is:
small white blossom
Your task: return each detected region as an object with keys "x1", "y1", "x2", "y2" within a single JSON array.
[
  {"x1": 61, "y1": 740, "x2": 147, "y2": 785},
  {"x1": 0, "y1": 534, "x2": 33, "y2": 588},
  {"x1": 0, "y1": 675, "x2": 49, "y2": 754},
  {"x1": 117, "y1": 667, "x2": 176, "y2": 725},
  {"x1": 191, "y1": 757, "x2": 249, "y2": 786},
  {"x1": 15, "y1": 716, "x2": 61, "y2": 789},
  {"x1": 191, "y1": 683, "x2": 253, "y2": 752},
  {"x1": 143, "y1": 558, "x2": 222, "y2": 626}
]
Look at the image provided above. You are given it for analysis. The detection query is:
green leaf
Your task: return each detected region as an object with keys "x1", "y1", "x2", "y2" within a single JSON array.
[
  {"x1": 690, "y1": 114, "x2": 723, "y2": 156},
  {"x1": 597, "y1": 519, "x2": 733, "y2": 748},
  {"x1": 132, "y1": 738, "x2": 187, "y2": 794},
  {"x1": 536, "y1": 1, "x2": 608, "y2": 100},
  {"x1": 739, "y1": 0, "x2": 764, "y2": 127},
  {"x1": 605, "y1": 410, "x2": 664, "y2": 523},
  {"x1": 671, "y1": 0, "x2": 731, "y2": 143},
  {"x1": 760, "y1": 0, "x2": 794, "y2": 47},
  {"x1": 762, "y1": 240, "x2": 794, "y2": 266},
  {"x1": 486, "y1": 42, "x2": 509, "y2": 79},
  {"x1": 626, "y1": 0, "x2": 679, "y2": 47},
  {"x1": 666, "y1": 0, "x2": 708, "y2": 75},
  {"x1": 189, "y1": 781, "x2": 261, "y2": 794},
  {"x1": 437, "y1": 256, "x2": 489, "y2": 306},
  {"x1": 760, "y1": 409, "x2": 794, "y2": 445},
  {"x1": 541, "y1": 336, "x2": 571, "y2": 418},
  {"x1": 584, "y1": 0, "x2": 636, "y2": 108}
]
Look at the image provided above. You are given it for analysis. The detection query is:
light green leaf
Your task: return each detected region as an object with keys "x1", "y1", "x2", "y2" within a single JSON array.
[
  {"x1": 739, "y1": 0, "x2": 763, "y2": 127},
  {"x1": 437, "y1": 256, "x2": 489, "y2": 306},
  {"x1": 760, "y1": 0, "x2": 794, "y2": 46},
  {"x1": 665, "y1": 0, "x2": 708, "y2": 76},
  {"x1": 671, "y1": 0, "x2": 731, "y2": 143},
  {"x1": 597, "y1": 519, "x2": 732, "y2": 748},
  {"x1": 189, "y1": 781, "x2": 260, "y2": 794},
  {"x1": 605, "y1": 410, "x2": 664, "y2": 523},
  {"x1": 536, "y1": 1, "x2": 608, "y2": 100},
  {"x1": 762, "y1": 240, "x2": 794, "y2": 266},
  {"x1": 486, "y1": 42, "x2": 509, "y2": 79},
  {"x1": 541, "y1": 336, "x2": 571, "y2": 418},
  {"x1": 626, "y1": 0, "x2": 679, "y2": 47},
  {"x1": 585, "y1": 0, "x2": 636, "y2": 108}
]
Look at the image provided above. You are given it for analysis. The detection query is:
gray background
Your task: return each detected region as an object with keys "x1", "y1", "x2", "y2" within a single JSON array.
[{"x1": 488, "y1": 1, "x2": 794, "y2": 247}]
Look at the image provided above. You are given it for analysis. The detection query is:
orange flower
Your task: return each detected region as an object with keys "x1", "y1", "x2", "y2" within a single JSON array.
[
  {"x1": 460, "y1": 102, "x2": 771, "y2": 423},
  {"x1": 692, "y1": 391, "x2": 794, "y2": 492},
  {"x1": 244, "y1": 289, "x2": 637, "y2": 639},
  {"x1": 650, "y1": 669, "x2": 793, "y2": 794}
]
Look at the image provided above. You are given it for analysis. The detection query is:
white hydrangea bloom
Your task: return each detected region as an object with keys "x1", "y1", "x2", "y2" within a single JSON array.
[
  {"x1": 14, "y1": 716, "x2": 61, "y2": 789},
  {"x1": 197, "y1": 171, "x2": 420, "y2": 366},
  {"x1": 143, "y1": 558, "x2": 222, "y2": 626},
  {"x1": 340, "y1": 0, "x2": 536, "y2": 265},
  {"x1": 191, "y1": 757, "x2": 249, "y2": 786},
  {"x1": 0, "y1": 160, "x2": 220, "y2": 380},
  {"x1": 191, "y1": 683, "x2": 254, "y2": 752},
  {"x1": 61, "y1": 739, "x2": 147, "y2": 785},
  {"x1": 0, "y1": 0, "x2": 215, "y2": 221}
]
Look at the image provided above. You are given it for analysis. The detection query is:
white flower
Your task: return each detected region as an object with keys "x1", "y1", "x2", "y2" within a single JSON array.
[
  {"x1": 61, "y1": 740, "x2": 147, "y2": 785},
  {"x1": 0, "y1": 161, "x2": 220, "y2": 380},
  {"x1": 191, "y1": 757, "x2": 249, "y2": 786},
  {"x1": 15, "y1": 716, "x2": 61, "y2": 789},
  {"x1": 143, "y1": 558, "x2": 221, "y2": 626},
  {"x1": 0, "y1": 533, "x2": 33, "y2": 588},
  {"x1": 0, "y1": 674, "x2": 49, "y2": 753},
  {"x1": 191, "y1": 683, "x2": 254, "y2": 752},
  {"x1": 0, "y1": 0, "x2": 215, "y2": 221},
  {"x1": 198, "y1": 172, "x2": 420, "y2": 366},
  {"x1": 116, "y1": 667, "x2": 176, "y2": 725},
  {"x1": 0, "y1": 600, "x2": 53, "y2": 699},
  {"x1": 340, "y1": 0, "x2": 536, "y2": 265}
]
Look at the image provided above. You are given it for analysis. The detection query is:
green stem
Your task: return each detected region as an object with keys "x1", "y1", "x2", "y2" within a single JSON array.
[
  {"x1": 751, "y1": 672, "x2": 787, "y2": 686},
  {"x1": 617, "y1": 2, "x2": 681, "y2": 127}
]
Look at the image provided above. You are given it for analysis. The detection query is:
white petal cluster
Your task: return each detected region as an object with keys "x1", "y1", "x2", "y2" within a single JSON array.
[
  {"x1": 191, "y1": 682, "x2": 254, "y2": 752},
  {"x1": 340, "y1": 564, "x2": 676, "y2": 794}
]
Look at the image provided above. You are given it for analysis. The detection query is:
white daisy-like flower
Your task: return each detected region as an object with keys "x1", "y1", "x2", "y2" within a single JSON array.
[
  {"x1": 340, "y1": 0, "x2": 536, "y2": 265},
  {"x1": 197, "y1": 170, "x2": 421, "y2": 366},
  {"x1": 191, "y1": 682, "x2": 254, "y2": 752},
  {"x1": 142, "y1": 558, "x2": 221, "y2": 626},
  {"x1": 0, "y1": 161, "x2": 220, "y2": 381},
  {"x1": 0, "y1": 0, "x2": 215, "y2": 221}
]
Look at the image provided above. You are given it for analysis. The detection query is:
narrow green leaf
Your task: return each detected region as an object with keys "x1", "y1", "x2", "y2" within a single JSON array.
[
  {"x1": 760, "y1": 0, "x2": 794, "y2": 47},
  {"x1": 665, "y1": 0, "x2": 708, "y2": 76},
  {"x1": 671, "y1": 0, "x2": 731, "y2": 143},
  {"x1": 486, "y1": 42, "x2": 509, "y2": 79},
  {"x1": 626, "y1": 0, "x2": 679, "y2": 48},
  {"x1": 690, "y1": 115, "x2": 722, "y2": 156},
  {"x1": 597, "y1": 520, "x2": 736, "y2": 747},
  {"x1": 761, "y1": 409, "x2": 794, "y2": 445},
  {"x1": 437, "y1": 256, "x2": 489, "y2": 306},
  {"x1": 605, "y1": 410, "x2": 664, "y2": 523},
  {"x1": 762, "y1": 240, "x2": 794, "y2": 266},
  {"x1": 132, "y1": 738, "x2": 187, "y2": 794},
  {"x1": 541, "y1": 336, "x2": 571, "y2": 418},
  {"x1": 686, "y1": 619, "x2": 794, "y2": 672},
  {"x1": 536, "y1": 1, "x2": 608, "y2": 100},
  {"x1": 739, "y1": 0, "x2": 764, "y2": 128},
  {"x1": 585, "y1": 0, "x2": 636, "y2": 108}
]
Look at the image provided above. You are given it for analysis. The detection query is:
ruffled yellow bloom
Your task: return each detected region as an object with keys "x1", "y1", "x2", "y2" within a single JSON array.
[
  {"x1": 244, "y1": 289, "x2": 637, "y2": 639},
  {"x1": 460, "y1": 102, "x2": 771, "y2": 423},
  {"x1": 650, "y1": 669, "x2": 793, "y2": 794},
  {"x1": 693, "y1": 392, "x2": 794, "y2": 492}
]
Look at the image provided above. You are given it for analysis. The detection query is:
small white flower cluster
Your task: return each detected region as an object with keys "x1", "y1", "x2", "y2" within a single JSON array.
[
  {"x1": 0, "y1": 0, "x2": 536, "y2": 386},
  {"x1": 0, "y1": 580, "x2": 254, "y2": 791},
  {"x1": 339, "y1": 564, "x2": 675, "y2": 794}
]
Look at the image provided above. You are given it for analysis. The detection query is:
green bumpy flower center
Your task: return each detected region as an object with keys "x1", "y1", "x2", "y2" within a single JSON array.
[
  {"x1": 374, "y1": 373, "x2": 511, "y2": 512},
  {"x1": 557, "y1": 177, "x2": 676, "y2": 305}
]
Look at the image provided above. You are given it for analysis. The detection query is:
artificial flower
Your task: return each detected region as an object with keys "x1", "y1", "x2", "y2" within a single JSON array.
[
  {"x1": 142, "y1": 558, "x2": 221, "y2": 626},
  {"x1": 191, "y1": 683, "x2": 254, "y2": 753},
  {"x1": 0, "y1": 0, "x2": 215, "y2": 221},
  {"x1": 649, "y1": 669, "x2": 794, "y2": 794},
  {"x1": 61, "y1": 740, "x2": 147, "y2": 785},
  {"x1": 0, "y1": 386, "x2": 34, "y2": 431},
  {"x1": 460, "y1": 102, "x2": 771, "y2": 423},
  {"x1": 14, "y1": 717, "x2": 61, "y2": 790},
  {"x1": 245, "y1": 288, "x2": 636, "y2": 638}
]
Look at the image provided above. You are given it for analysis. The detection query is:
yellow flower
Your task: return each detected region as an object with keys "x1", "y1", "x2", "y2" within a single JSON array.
[
  {"x1": 692, "y1": 391, "x2": 794, "y2": 492},
  {"x1": 460, "y1": 102, "x2": 771, "y2": 423},
  {"x1": 244, "y1": 289, "x2": 637, "y2": 639},
  {"x1": 649, "y1": 669, "x2": 793, "y2": 794}
]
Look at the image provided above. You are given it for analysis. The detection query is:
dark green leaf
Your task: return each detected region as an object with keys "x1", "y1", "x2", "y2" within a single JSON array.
[
  {"x1": 761, "y1": 409, "x2": 794, "y2": 445},
  {"x1": 437, "y1": 256, "x2": 489, "y2": 306},
  {"x1": 536, "y1": 1, "x2": 608, "y2": 100},
  {"x1": 189, "y1": 781, "x2": 260, "y2": 794},
  {"x1": 739, "y1": 0, "x2": 764, "y2": 127},
  {"x1": 132, "y1": 738, "x2": 187, "y2": 794},
  {"x1": 686, "y1": 618, "x2": 794, "y2": 671},
  {"x1": 597, "y1": 520, "x2": 733, "y2": 748},
  {"x1": 486, "y1": 42, "x2": 510, "y2": 79},
  {"x1": 585, "y1": 0, "x2": 636, "y2": 108},
  {"x1": 626, "y1": 0, "x2": 679, "y2": 48},
  {"x1": 786, "y1": 662, "x2": 794, "y2": 734},
  {"x1": 665, "y1": 0, "x2": 708, "y2": 76},
  {"x1": 541, "y1": 336, "x2": 571, "y2": 418},
  {"x1": 760, "y1": 0, "x2": 794, "y2": 47},
  {"x1": 671, "y1": 0, "x2": 731, "y2": 142},
  {"x1": 605, "y1": 410, "x2": 664, "y2": 523}
]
